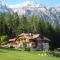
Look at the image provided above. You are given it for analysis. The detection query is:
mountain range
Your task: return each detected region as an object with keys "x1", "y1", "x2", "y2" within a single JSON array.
[{"x1": 0, "y1": 1, "x2": 60, "y2": 25}]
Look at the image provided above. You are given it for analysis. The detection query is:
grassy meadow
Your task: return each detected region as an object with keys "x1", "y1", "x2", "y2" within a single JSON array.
[{"x1": 0, "y1": 47, "x2": 60, "y2": 60}]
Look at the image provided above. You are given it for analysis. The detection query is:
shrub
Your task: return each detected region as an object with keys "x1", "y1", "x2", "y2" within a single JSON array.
[{"x1": 0, "y1": 35, "x2": 8, "y2": 42}]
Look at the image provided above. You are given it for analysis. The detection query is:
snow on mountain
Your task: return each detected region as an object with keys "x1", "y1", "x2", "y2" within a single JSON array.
[
  {"x1": 49, "y1": 6, "x2": 60, "y2": 24},
  {"x1": 0, "y1": 1, "x2": 60, "y2": 25},
  {"x1": 0, "y1": 0, "x2": 12, "y2": 12}
]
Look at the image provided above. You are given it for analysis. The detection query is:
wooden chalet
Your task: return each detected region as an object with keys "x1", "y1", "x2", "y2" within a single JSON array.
[{"x1": 8, "y1": 33, "x2": 50, "y2": 48}]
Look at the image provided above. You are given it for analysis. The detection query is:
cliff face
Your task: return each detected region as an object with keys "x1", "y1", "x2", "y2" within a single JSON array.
[{"x1": 0, "y1": 1, "x2": 60, "y2": 25}]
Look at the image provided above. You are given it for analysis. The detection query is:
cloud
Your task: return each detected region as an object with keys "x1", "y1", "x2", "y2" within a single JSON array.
[
  {"x1": 56, "y1": 4, "x2": 60, "y2": 7},
  {"x1": 7, "y1": 0, "x2": 34, "y2": 8},
  {"x1": 8, "y1": 4, "x2": 21, "y2": 8}
]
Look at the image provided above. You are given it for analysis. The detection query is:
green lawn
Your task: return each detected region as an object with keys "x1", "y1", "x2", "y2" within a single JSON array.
[{"x1": 0, "y1": 47, "x2": 60, "y2": 60}]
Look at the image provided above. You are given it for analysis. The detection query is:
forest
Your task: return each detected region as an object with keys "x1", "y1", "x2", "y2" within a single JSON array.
[{"x1": 0, "y1": 12, "x2": 60, "y2": 50}]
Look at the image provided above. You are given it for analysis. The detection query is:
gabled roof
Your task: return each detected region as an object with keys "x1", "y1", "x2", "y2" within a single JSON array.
[
  {"x1": 17, "y1": 33, "x2": 50, "y2": 41},
  {"x1": 9, "y1": 33, "x2": 50, "y2": 42},
  {"x1": 9, "y1": 38, "x2": 16, "y2": 41}
]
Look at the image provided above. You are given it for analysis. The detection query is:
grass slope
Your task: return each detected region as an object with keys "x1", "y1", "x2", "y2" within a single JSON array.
[{"x1": 0, "y1": 48, "x2": 60, "y2": 60}]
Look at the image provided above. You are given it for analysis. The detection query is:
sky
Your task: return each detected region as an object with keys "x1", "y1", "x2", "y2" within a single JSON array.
[{"x1": 3, "y1": 0, "x2": 60, "y2": 7}]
